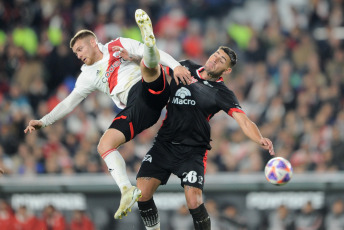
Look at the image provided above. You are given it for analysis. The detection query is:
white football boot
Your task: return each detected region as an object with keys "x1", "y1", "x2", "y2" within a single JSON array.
[
  {"x1": 135, "y1": 9, "x2": 156, "y2": 48},
  {"x1": 114, "y1": 186, "x2": 142, "y2": 219}
]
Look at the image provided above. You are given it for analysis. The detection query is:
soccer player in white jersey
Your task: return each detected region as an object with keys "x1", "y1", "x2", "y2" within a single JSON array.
[{"x1": 23, "y1": 10, "x2": 190, "y2": 219}]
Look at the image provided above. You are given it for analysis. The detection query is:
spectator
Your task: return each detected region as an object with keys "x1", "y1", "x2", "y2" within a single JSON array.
[
  {"x1": 294, "y1": 201, "x2": 323, "y2": 230},
  {"x1": 13, "y1": 205, "x2": 44, "y2": 230},
  {"x1": 205, "y1": 199, "x2": 222, "y2": 230},
  {"x1": 0, "y1": 199, "x2": 14, "y2": 230},
  {"x1": 267, "y1": 204, "x2": 294, "y2": 230},
  {"x1": 69, "y1": 210, "x2": 95, "y2": 230},
  {"x1": 219, "y1": 202, "x2": 247, "y2": 230},
  {"x1": 325, "y1": 199, "x2": 344, "y2": 230},
  {"x1": 170, "y1": 204, "x2": 194, "y2": 230},
  {"x1": 41, "y1": 204, "x2": 67, "y2": 230}
]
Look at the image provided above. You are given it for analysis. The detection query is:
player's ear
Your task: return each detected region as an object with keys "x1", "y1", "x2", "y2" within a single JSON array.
[
  {"x1": 90, "y1": 37, "x2": 97, "y2": 47},
  {"x1": 224, "y1": 67, "x2": 232, "y2": 75}
]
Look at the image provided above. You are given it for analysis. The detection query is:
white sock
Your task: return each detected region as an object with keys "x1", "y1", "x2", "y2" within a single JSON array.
[
  {"x1": 143, "y1": 44, "x2": 160, "y2": 68},
  {"x1": 101, "y1": 148, "x2": 132, "y2": 193},
  {"x1": 146, "y1": 223, "x2": 160, "y2": 230}
]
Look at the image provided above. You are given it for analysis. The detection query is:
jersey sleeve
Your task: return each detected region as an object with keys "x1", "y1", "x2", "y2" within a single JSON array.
[
  {"x1": 216, "y1": 86, "x2": 245, "y2": 117},
  {"x1": 159, "y1": 50, "x2": 181, "y2": 70},
  {"x1": 73, "y1": 72, "x2": 96, "y2": 98},
  {"x1": 40, "y1": 89, "x2": 85, "y2": 127},
  {"x1": 40, "y1": 72, "x2": 96, "y2": 127},
  {"x1": 120, "y1": 37, "x2": 181, "y2": 70},
  {"x1": 119, "y1": 37, "x2": 144, "y2": 58}
]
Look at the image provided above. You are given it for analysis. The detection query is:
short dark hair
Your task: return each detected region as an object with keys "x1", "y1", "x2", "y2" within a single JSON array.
[
  {"x1": 219, "y1": 46, "x2": 237, "y2": 67},
  {"x1": 70, "y1": 29, "x2": 97, "y2": 48}
]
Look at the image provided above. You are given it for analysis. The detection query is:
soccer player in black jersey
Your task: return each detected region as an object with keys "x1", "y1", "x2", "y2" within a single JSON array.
[{"x1": 135, "y1": 46, "x2": 275, "y2": 230}]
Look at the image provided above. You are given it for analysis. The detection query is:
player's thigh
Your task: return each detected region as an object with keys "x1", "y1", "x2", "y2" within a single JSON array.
[
  {"x1": 141, "y1": 64, "x2": 170, "y2": 110},
  {"x1": 137, "y1": 141, "x2": 172, "y2": 191},
  {"x1": 137, "y1": 177, "x2": 161, "y2": 201},
  {"x1": 177, "y1": 151, "x2": 207, "y2": 190},
  {"x1": 184, "y1": 185, "x2": 203, "y2": 210},
  {"x1": 97, "y1": 128, "x2": 126, "y2": 154},
  {"x1": 140, "y1": 61, "x2": 160, "y2": 83}
]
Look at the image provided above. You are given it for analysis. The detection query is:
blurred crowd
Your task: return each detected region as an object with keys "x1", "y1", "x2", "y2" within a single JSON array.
[
  {"x1": 2, "y1": 197, "x2": 344, "y2": 230},
  {"x1": 0, "y1": 0, "x2": 344, "y2": 178},
  {"x1": 0, "y1": 199, "x2": 95, "y2": 230},
  {"x1": 171, "y1": 198, "x2": 344, "y2": 230}
]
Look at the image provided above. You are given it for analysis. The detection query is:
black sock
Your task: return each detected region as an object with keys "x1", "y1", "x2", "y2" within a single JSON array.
[
  {"x1": 189, "y1": 203, "x2": 211, "y2": 230},
  {"x1": 138, "y1": 198, "x2": 160, "y2": 227}
]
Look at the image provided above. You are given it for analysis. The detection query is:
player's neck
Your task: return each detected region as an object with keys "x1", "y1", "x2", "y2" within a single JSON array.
[
  {"x1": 201, "y1": 70, "x2": 220, "y2": 82},
  {"x1": 94, "y1": 49, "x2": 103, "y2": 63}
]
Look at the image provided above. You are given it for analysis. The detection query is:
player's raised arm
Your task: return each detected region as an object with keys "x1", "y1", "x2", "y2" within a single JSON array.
[
  {"x1": 232, "y1": 111, "x2": 275, "y2": 156},
  {"x1": 158, "y1": 50, "x2": 191, "y2": 85},
  {"x1": 114, "y1": 36, "x2": 191, "y2": 85},
  {"x1": 112, "y1": 46, "x2": 142, "y2": 65},
  {"x1": 24, "y1": 90, "x2": 85, "y2": 134}
]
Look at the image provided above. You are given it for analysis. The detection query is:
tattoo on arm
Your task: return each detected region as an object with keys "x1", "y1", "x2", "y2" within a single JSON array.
[{"x1": 129, "y1": 54, "x2": 142, "y2": 65}]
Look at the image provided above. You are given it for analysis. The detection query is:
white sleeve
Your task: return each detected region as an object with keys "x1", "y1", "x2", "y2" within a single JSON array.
[
  {"x1": 120, "y1": 37, "x2": 144, "y2": 57},
  {"x1": 158, "y1": 49, "x2": 181, "y2": 70},
  {"x1": 40, "y1": 90, "x2": 85, "y2": 127},
  {"x1": 120, "y1": 37, "x2": 181, "y2": 70}
]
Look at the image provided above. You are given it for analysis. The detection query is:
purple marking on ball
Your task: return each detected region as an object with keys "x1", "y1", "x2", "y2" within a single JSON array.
[
  {"x1": 276, "y1": 160, "x2": 287, "y2": 169},
  {"x1": 267, "y1": 160, "x2": 274, "y2": 167},
  {"x1": 268, "y1": 171, "x2": 278, "y2": 181},
  {"x1": 283, "y1": 174, "x2": 291, "y2": 182}
]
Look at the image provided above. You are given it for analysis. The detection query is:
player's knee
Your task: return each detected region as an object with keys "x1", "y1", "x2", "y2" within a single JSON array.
[
  {"x1": 185, "y1": 186, "x2": 203, "y2": 209},
  {"x1": 97, "y1": 140, "x2": 119, "y2": 155},
  {"x1": 137, "y1": 186, "x2": 154, "y2": 202},
  {"x1": 141, "y1": 65, "x2": 160, "y2": 82},
  {"x1": 138, "y1": 193, "x2": 152, "y2": 202},
  {"x1": 187, "y1": 198, "x2": 203, "y2": 210},
  {"x1": 96, "y1": 143, "x2": 106, "y2": 155}
]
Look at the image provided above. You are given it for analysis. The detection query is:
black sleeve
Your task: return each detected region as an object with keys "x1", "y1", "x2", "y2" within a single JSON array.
[{"x1": 216, "y1": 85, "x2": 245, "y2": 117}]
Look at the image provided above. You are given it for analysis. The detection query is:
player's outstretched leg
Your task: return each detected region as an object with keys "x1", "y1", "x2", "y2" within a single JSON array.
[
  {"x1": 114, "y1": 186, "x2": 142, "y2": 219},
  {"x1": 135, "y1": 9, "x2": 160, "y2": 69},
  {"x1": 98, "y1": 146, "x2": 141, "y2": 219}
]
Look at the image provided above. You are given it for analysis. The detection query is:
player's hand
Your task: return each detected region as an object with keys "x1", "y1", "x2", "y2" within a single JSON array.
[
  {"x1": 24, "y1": 120, "x2": 43, "y2": 134},
  {"x1": 0, "y1": 168, "x2": 4, "y2": 174},
  {"x1": 173, "y1": 66, "x2": 191, "y2": 85},
  {"x1": 259, "y1": 137, "x2": 275, "y2": 156},
  {"x1": 112, "y1": 46, "x2": 131, "y2": 61}
]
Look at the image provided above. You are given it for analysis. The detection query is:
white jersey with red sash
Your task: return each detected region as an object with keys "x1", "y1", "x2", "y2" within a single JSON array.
[
  {"x1": 39, "y1": 37, "x2": 180, "y2": 127},
  {"x1": 76, "y1": 37, "x2": 144, "y2": 109}
]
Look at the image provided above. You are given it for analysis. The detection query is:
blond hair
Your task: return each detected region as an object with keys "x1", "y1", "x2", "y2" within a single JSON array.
[{"x1": 70, "y1": 29, "x2": 97, "y2": 48}]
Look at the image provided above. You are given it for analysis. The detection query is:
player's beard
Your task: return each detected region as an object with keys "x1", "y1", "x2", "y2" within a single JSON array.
[{"x1": 204, "y1": 68, "x2": 224, "y2": 80}]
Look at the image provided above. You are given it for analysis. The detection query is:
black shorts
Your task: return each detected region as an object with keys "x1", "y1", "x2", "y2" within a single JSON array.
[
  {"x1": 109, "y1": 65, "x2": 170, "y2": 141},
  {"x1": 137, "y1": 140, "x2": 208, "y2": 190}
]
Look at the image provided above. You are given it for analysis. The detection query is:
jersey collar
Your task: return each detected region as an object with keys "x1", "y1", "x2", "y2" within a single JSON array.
[{"x1": 197, "y1": 67, "x2": 205, "y2": 79}]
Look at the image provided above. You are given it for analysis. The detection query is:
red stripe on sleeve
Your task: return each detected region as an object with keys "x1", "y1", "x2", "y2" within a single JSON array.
[
  {"x1": 113, "y1": 115, "x2": 127, "y2": 122},
  {"x1": 228, "y1": 108, "x2": 245, "y2": 117}
]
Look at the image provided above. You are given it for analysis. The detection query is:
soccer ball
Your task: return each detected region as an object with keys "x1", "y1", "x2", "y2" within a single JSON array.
[{"x1": 265, "y1": 157, "x2": 293, "y2": 185}]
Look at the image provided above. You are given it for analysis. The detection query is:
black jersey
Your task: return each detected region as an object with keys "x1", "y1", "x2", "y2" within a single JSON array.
[{"x1": 156, "y1": 60, "x2": 245, "y2": 149}]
